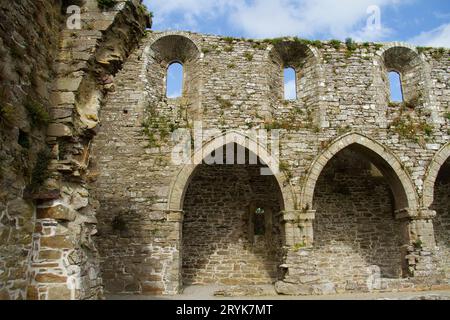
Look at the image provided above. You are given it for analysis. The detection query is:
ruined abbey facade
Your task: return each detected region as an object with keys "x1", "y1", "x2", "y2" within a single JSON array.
[{"x1": 0, "y1": 0, "x2": 449, "y2": 300}]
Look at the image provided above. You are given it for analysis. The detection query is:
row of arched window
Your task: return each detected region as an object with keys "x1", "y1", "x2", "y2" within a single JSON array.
[{"x1": 165, "y1": 62, "x2": 404, "y2": 103}]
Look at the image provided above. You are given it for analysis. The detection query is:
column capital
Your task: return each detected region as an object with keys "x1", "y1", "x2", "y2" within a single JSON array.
[
  {"x1": 418, "y1": 209, "x2": 436, "y2": 220},
  {"x1": 281, "y1": 210, "x2": 316, "y2": 222},
  {"x1": 395, "y1": 208, "x2": 436, "y2": 221},
  {"x1": 395, "y1": 208, "x2": 417, "y2": 220}
]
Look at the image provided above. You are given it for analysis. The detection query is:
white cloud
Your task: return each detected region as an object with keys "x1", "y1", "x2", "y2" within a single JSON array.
[
  {"x1": 230, "y1": 0, "x2": 406, "y2": 40},
  {"x1": 409, "y1": 23, "x2": 450, "y2": 48},
  {"x1": 145, "y1": 0, "x2": 411, "y2": 41},
  {"x1": 144, "y1": 0, "x2": 234, "y2": 29}
]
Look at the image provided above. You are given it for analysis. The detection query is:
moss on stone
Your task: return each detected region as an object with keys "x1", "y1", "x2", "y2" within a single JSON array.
[
  {"x1": 390, "y1": 114, "x2": 434, "y2": 141},
  {"x1": 24, "y1": 98, "x2": 50, "y2": 128},
  {"x1": 0, "y1": 103, "x2": 15, "y2": 125},
  {"x1": 29, "y1": 148, "x2": 52, "y2": 191},
  {"x1": 97, "y1": 0, "x2": 116, "y2": 10},
  {"x1": 142, "y1": 104, "x2": 182, "y2": 148}
]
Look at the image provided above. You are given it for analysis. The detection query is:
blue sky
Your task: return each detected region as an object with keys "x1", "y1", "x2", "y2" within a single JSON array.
[{"x1": 144, "y1": 0, "x2": 450, "y2": 47}]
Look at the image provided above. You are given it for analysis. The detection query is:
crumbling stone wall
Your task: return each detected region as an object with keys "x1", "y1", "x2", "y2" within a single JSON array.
[
  {"x1": 1, "y1": 2, "x2": 449, "y2": 299},
  {"x1": 0, "y1": 0, "x2": 61, "y2": 300},
  {"x1": 1, "y1": 0, "x2": 150, "y2": 300}
]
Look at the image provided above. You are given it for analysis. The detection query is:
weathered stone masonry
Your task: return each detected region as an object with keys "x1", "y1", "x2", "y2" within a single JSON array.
[
  {"x1": 1, "y1": 0, "x2": 150, "y2": 300},
  {"x1": 91, "y1": 30, "x2": 449, "y2": 296},
  {"x1": 0, "y1": 0, "x2": 449, "y2": 299}
]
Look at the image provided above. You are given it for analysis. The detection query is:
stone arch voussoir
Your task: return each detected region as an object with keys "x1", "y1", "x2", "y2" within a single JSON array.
[{"x1": 423, "y1": 142, "x2": 450, "y2": 208}]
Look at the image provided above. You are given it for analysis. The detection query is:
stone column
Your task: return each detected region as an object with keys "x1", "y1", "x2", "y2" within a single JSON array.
[
  {"x1": 165, "y1": 210, "x2": 184, "y2": 294},
  {"x1": 395, "y1": 208, "x2": 437, "y2": 278},
  {"x1": 395, "y1": 208, "x2": 436, "y2": 249},
  {"x1": 281, "y1": 210, "x2": 315, "y2": 247}
]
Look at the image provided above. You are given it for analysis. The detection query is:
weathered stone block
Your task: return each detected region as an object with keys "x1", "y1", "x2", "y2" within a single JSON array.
[
  {"x1": 47, "y1": 285, "x2": 72, "y2": 300},
  {"x1": 275, "y1": 281, "x2": 314, "y2": 295},
  {"x1": 37, "y1": 205, "x2": 77, "y2": 221},
  {"x1": 26, "y1": 285, "x2": 39, "y2": 300},
  {"x1": 38, "y1": 250, "x2": 62, "y2": 260},
  {"x1": 35, "y1": 273, "x2": 67, "y2": 283},
  {"x1": 7, "y1": 199, "x2": 34, "y2": 218},
  {"x1": 55, "y1": 77, "x2": 82, "y2": 91},
  {"x1": 47, "y1": 123, "x2": 72, "y2": 137},
  {"x1": 40, "y1": 236, "x2": 74, "y2": 249}
]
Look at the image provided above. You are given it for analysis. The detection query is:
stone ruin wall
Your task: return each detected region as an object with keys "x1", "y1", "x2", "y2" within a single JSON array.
[
  {"x1": 0, "y1": 0, "x2": 449, "y2": 300},
  {"x1": 92, "y1": 31, "x2": 450, "y2": 296},
  {"x1": 0, "y1": 0, "x2": 62, "y2": 300},
  {"x1": 0, "y1": 0, "x2": 150, "y2": 300}
]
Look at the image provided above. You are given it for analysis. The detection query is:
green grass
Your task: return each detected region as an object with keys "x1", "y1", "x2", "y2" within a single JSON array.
[
  {"x1": 329, "y1": 39, "x2": 342, "y2": 50},
  {"x1": 223, "y1": 37, "x2": 235, "y2": 44},
  {"x1": 345, "y1": 38, "x2": 357, "y2": 52}
]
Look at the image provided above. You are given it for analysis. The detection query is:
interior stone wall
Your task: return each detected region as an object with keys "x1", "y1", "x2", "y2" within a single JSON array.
[
  {"x1": 182, "y1": 159, "x2": 283, "y2": 285},
  {"x1": 432, "y1": 158, "x2": 450, "y2": 282},
  {"x1": 312, "y1": 149, "x2": 403, "y2": 285}
]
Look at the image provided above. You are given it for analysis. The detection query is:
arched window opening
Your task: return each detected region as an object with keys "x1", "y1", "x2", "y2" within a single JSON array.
[
  {"x1": 388, "y1": 71, "x2": 403, "y2": 102},
  {"x1": 284, "y1": 67, "x2": 297, "y2": 100},
  {"x1": 166, "y1": 62, "x2": 183, "y2": 98}
]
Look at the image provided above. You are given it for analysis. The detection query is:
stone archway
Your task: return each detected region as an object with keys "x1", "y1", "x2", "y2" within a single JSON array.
[
  {"x1": 298, "y1": 133, "x2": 420, "y2": 284},
  {"x1": 166, "y1": 131, "x2": 296, "y2": 290},
  {"x1": 313, "y1": 147, "x2": 404, "y2": 281},
  {"x1": 182, "y1": 144, "x2": 284, "y2": 285}
]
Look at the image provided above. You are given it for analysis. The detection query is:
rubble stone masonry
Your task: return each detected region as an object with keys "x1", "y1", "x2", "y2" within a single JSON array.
[{"x1": 0, "y1": 0, "x2": 449, "y2": 299}]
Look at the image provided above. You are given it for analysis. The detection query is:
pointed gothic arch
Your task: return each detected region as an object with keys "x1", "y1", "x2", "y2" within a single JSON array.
[
  {"x1": 423, "y1": 142, "x2": 450, "y2": 208},
  {"x1": 300, "y1": 133, "x2": 419, "y2": 213},
  {"x1": 167, "y1": 130, "x2": 296, "y2": 213}
]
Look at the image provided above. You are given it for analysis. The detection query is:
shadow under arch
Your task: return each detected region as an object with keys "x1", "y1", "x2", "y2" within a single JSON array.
[
  {"x1": 149, "y1": 33, "x2": 201, "y2": 64},
  {"x1": 423, "y1": 141, "x2": 450, "y2": 208},
  {"x1": 167, "y1": 130, "x2": 296, "y2": 213},
  {"x1": 300, "y1": 132, "x2": 419, "y2": 213}
]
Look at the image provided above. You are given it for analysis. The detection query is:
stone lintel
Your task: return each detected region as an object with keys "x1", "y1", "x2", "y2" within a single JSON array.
[{"x1": 37, "y1": 204, "x2": 77, "y2": 221}]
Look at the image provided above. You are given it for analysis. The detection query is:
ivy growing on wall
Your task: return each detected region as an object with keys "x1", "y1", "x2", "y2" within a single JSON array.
[
  {"x1": 141, "y1": 103, "x2": 186, "y2": 148},
  {"x1": 29, "y1": 148, "x2": 52, "y2": 191},
  {"x1": 24, "y1": 97, "x2": 50, "y2": 128},
  {"x1": 97, "y1": 0, "x2": 116, "y2": 10}
]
